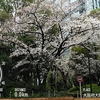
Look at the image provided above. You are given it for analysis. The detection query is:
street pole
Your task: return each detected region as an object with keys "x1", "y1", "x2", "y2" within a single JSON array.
[
  {"x1": 79, "y1": 82, "x2": 82, "y2": 98},
  {"x1": 77, "y1": 76, "x2": 83, "y2": 98}
]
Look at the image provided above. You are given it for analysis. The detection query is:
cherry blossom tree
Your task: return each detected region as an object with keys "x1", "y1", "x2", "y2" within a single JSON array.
[
  {"x1": 69, "y1": 28, "x2": 100, "y2": 92},
  {"x1": 0, "y1": 0, "x2": 100, "y2": 95}
]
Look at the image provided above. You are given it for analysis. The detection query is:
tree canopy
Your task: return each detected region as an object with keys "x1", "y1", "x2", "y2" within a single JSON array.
[{"x1": 0, "y1": 0, "x2": 100, "y2": 97}]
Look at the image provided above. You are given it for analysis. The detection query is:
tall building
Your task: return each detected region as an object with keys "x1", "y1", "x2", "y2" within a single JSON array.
[
  {"x1": 85, "y1": 0, "x2": 100, "y2": 14},
  {"x1": 48, "y1": 0, "x2": 100, "y2": 15},
  {"x1": 70, "y1": 0, "x2": 100, "y2": 14},
  {"x1": 92, "y1": 0, "x2": 100, "y2": 9}
]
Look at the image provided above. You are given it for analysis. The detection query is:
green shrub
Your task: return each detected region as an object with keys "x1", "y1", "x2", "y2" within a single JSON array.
[
  {"x1": 68, "y1": 86, "x2": 78, "y2": 92},
  {"x1": 89, "y1": 8, "x2": 100, "y2": 19},
  {"x1": 0, "y1": 11, "x2": 11, "y2": 22}
]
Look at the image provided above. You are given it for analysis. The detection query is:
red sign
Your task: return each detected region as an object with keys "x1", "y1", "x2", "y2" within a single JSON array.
[{"x1": 77, "y1": 76, "x2": 83, "y2": 82}]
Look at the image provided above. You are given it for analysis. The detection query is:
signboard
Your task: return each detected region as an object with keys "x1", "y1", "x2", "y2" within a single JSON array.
[{"x1": 77, "y1": 76, "x2": 83, "y2": 83}]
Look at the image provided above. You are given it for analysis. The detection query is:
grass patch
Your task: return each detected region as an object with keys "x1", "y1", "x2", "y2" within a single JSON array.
[
  {"x1": 68, "y1": 84, "x2": 100, "y2": 94},
  {"x1": 85, "y1": 84, "x2": 100, "y2": 93}
]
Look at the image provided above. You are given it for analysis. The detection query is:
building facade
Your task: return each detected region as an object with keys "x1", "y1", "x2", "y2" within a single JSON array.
[{"x1": 71, "y1": 0, "x2": 100, "y2": 14}]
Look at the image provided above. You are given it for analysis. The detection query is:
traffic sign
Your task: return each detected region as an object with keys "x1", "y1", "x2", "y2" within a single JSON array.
[
  {"x1": 77, "y1": 76, "x2": 83, "y2": 83},
  {"x1": 77, "y1": 76, "x2": 83, "y2": 98}
]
